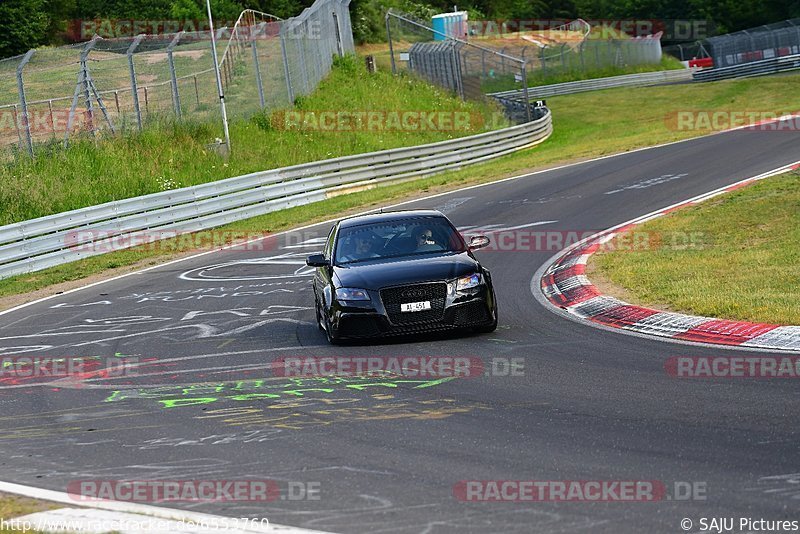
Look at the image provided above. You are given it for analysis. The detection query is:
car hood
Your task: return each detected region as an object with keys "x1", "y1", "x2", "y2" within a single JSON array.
[{"x1": 333, "y1": 252, "x2": 478, "y2": 290}]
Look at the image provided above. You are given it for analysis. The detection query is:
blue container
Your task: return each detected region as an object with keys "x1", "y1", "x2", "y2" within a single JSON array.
[{"x1": 432, "y1": 12, "x2": 468, "y2": 41}]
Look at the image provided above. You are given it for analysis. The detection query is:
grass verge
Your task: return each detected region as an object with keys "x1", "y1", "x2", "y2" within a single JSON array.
[
  {"x1": 2, "y1": 70, "x2": 800, "y2": 306},
  {"x1": 0, "y1": 492, "x2": 57, "y2": 532},
  {"x1": 479, "y1": 55, "x2": 684, "y2": 94},
  {"x1": 591, "y1": 171, "x2": 800, "y2": 325}
]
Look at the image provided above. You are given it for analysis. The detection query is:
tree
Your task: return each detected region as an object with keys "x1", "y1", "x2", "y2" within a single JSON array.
[{"x1": 0, "y1": 0, "x2": 50, "y2": 58}]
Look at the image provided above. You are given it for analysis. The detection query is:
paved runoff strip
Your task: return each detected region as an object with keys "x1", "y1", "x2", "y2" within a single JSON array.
[
  {"x1": 538, "y1": 161, "x2": 800, "y2": 353},
  {"x1": 0, "y1": 481, "x2": 333, "y2": 534}
]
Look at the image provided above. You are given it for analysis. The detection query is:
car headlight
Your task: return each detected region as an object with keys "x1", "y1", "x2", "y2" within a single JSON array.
[
  {"x1": 456, "y1": 273, "x2": 482, "y2": 291},
  {"x1": 335, "y1": 287, "x2": 371, "y2": 301}
]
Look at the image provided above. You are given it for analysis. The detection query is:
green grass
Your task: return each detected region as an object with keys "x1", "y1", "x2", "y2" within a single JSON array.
[
  {"x1": 3, "y1": 68, "x2": 800, "y2": 302},
  {"x1": 0, "y1": 54, "x2": 506, "y2": 225},
  {"x1": 592, "y1": 171, "x2": 800, "y2": 325},
  {"x1": 0, "y1": 493, "x2": 56, "y2": 532}
]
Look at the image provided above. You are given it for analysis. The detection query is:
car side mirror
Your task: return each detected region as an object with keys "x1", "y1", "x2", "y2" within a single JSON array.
[
  {"x1": 306, "y1": 254, "x2": 328, "y2": 267},
  {"x1": 468, "y1": 235, "x2": 490, "y2": 250}
]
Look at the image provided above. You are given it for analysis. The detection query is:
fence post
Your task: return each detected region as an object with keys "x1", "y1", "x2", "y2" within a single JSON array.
[
  {"x1": 127, "y1": 34, "x2": 145, "y2": 131},
  {"x1": 251, "y1": 22, "x2": 266, "y2": 109},
  {"x1": 332, "y1": 10, "x2": 344, "y2": 58},
  {"x1": 12, "y1": 104, "x2": 22, "y2": 150},
  {"x1": 167, "y1": 31, "x2": 184, "y2": 119},
  {"x1": 16, "y1": 49, "x2": 35, "y2": 158},
  {"x1": 521, "y1": 60, "x2": 531, "y2": 122},
  {"x1": 279, "y1": 23, "x2": 295, "y2": 104},
  {"x1": 296, "y1": 25, "x2": 309, "y2": 94},
  {"x1": 217, "y1": 27, "x2": 230, "y2": 87},
  {"x1": 47, "y1": 100, "x2": 55, "y2": 139},
  {"x1": 65, "y1": 36, "x2": 99, "y2": 147},
  {"x1": 453, "y1": 44, "x2": 464, "y2": 100},
  {"x1": 540, "y1": 46, "x2": 546, "y2": 75},
  {"x1": 385, "y1": 13, "x2": 397, "y2": 74}
]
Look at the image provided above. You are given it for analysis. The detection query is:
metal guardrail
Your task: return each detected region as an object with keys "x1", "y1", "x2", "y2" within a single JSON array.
[
  {"x1": 0, "y1": 109, "x2": 552, "y2": 279},
  {"x1": 489, "y1": 69, "x2": 694, "y2": 100},
  {"x1": 691, "y1": 53, "x2": 800, "y2": 81}
]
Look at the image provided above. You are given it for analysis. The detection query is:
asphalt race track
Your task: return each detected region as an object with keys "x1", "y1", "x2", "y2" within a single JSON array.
[{"x1": 1, "y1": 125, "x2": 799, "y2": 533}]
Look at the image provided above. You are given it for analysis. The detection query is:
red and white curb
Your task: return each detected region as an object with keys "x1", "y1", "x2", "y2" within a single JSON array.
[
  {"x1": 0, "y1": 481, "x2": 332, "y2": 534},
  {"x1": 535, "y1": 162, "x2": 800, "y2": 352}
]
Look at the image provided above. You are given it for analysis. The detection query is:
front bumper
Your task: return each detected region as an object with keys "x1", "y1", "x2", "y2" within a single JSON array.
[{"x1": 331, "y1": 284, "x2": 495, "y2": 339}]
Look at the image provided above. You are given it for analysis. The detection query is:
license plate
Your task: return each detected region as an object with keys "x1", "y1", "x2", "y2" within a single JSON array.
[{"x1": 401, "y1": 301, "x2": 431, "y2": 313}]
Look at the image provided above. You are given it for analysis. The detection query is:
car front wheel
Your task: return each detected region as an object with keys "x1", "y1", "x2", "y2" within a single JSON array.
[
  {"x1": 323, "y1": 311, "x2": 341, "y2": 345},
  {"x1": 476, "y1": 288, "x2": 498, "y2": 333}
]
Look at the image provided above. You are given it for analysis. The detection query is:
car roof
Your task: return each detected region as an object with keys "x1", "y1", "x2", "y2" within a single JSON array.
[{"x1": 337, "y1": 210, "x2": 447, "y2": 229}]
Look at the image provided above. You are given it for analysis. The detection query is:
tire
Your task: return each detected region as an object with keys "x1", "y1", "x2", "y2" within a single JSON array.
[
  {"x1": 475, "y1": 288, "x2": 498, "y2": 334},
  {"x1": 475, "y1": 306, "x2": 498, "y2": 333},
  {"x1": 314, "y1": 297, "x2": 324, "y2": 332},
  {"x1": 323, "y1": 313, "x2": 341, "y2": 345}
]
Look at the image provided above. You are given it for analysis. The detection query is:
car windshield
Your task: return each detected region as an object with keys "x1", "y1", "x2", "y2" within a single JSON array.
[{"x1": 334, "y1": 217, "x2": 466, "y2": 265}]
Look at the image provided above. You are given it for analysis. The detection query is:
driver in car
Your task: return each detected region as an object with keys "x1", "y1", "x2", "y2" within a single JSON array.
[
  {"x1": 339, "y1": 231, "x2": 382, "y2": 262},
  {"x1": 413, "y1": 226, "x2": 439, "y2": 252}
]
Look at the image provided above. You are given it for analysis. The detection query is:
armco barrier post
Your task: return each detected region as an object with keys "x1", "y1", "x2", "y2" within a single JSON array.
[
  {"x1": 16, "y1": 49, "x2": 35, "y2": 158},
  {"x1": 127, "y1": 35, "x2": 145, "y2": 131},
  {"x1": 167, "y1": 31, "x2": 184, "y2": 119}
]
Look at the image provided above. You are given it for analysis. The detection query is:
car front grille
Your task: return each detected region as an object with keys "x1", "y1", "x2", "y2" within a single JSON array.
[{"x1": 380, "y1": 282, "x2": 447, "y2": 325}]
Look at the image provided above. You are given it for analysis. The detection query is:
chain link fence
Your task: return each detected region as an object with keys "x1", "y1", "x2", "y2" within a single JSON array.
[
  {"x1": 386, "y1": 10, "x2": 533, "y2": 121},
  {"x1": 386, "y1": 11, "x2": 662, "y2": 102},
  {"x1": 705, "y1": 19, "x2": 800, "y2": 68},
  {"x1": 663, "y1": 42, "x2": 710, "y2": 62},
  {"x1": 0, "y1": 0, "x2": 354, "y2": 160}
]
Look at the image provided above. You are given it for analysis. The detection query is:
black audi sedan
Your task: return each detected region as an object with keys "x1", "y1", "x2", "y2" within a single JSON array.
[{"x1": 306, "y1": 209, "x2": 498, "y2": 343}]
